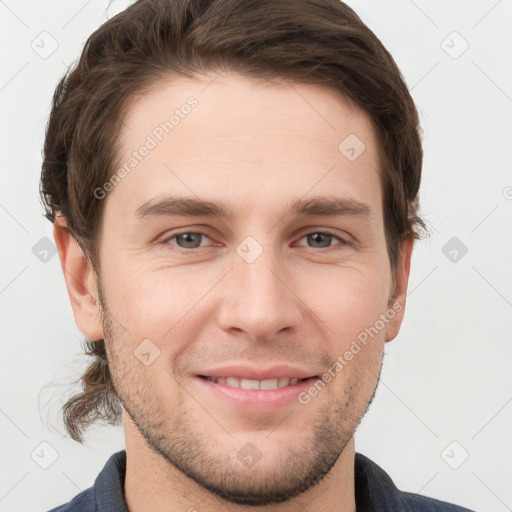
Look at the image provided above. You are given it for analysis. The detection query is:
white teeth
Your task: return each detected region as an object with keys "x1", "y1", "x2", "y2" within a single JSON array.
[
  {"x1": 226, "y1": 377, "x2": 238, "y2": 387},
  {"x1": 206, "y1": 376, "x2": 304, "y2": 390},
  {"x1": 260, "y1": 378, "x2": 279, "y2": 390},
  {"x1": 239, "y1": 379, "x2": 258, "y2": 390}
]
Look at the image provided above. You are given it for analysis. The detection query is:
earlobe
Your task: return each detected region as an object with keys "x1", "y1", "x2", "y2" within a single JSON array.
[
  {"x1": 385, "y1": 236, "x2": 414, "y2": 342},
  {"x1": 53, "y1": 216, "x2": 104, "y2": 341}
]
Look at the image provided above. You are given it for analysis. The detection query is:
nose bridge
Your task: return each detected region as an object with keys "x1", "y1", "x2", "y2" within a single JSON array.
[
  {"x1": 240, "y1": 246, "x2": 285, "y2": 300},
  {"x1": 216, "y1": 234, "x2": 302, "y2": 338},
  {"x1": 235, "y1": 235, "x2": 289, "y2": 310}
]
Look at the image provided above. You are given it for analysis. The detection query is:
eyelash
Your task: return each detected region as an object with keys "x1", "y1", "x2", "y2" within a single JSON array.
[{"x1": 160, "y1": 230, "x2": 351, "y2": 254}]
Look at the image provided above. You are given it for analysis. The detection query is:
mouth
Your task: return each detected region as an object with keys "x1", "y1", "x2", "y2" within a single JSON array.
[
  {"x1": 195, "y1": 374, "x2": 320, "y2": 411},
  {"x1": 198, "y1": 375, "x2": 313, "y2": 390}
]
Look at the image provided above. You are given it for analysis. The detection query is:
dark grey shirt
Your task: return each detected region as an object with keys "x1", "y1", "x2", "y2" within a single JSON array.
[{"x1": 46, "y1": 450, "x2": 475, "y2": 511}]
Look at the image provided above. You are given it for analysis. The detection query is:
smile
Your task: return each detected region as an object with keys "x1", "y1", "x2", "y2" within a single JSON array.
[{"x1": 200, "y1": 376, "x2": 309, "y2": 390}]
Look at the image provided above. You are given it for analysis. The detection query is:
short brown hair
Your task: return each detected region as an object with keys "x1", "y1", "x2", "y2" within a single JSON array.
[{"x1": 40, "y1": 0, "x2": 426, "y2": 443}]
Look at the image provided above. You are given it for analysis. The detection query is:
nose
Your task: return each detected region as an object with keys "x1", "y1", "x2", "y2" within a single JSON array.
[{"x1": 216, "y1": 241, "x2": 304, "y2": 341}]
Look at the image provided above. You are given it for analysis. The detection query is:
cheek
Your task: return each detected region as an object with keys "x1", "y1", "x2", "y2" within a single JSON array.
[
  {"x1": 298, "y1": 266, "x2": 389, "y2": 393},
  {"x1": 300, "y1": 266, "x2": 391, "y2": 339},
  {"x1": 104, "y1": 264, "x2": 219, "y2": 343}
]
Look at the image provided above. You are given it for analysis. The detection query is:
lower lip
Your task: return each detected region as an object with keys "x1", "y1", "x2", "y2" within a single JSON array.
[{"x1": 195, "y1": 376, "x2": 319, "y2": 412}]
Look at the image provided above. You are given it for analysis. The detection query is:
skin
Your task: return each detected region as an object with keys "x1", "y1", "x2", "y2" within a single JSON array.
[{"x1": 54, "y1": 71, "x2": 413, "y2": 512}]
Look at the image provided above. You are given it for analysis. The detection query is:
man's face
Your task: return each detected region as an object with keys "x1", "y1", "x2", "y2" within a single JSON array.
[{"x1": 93, "y1": 72, "x2": 407, "y2": 505}]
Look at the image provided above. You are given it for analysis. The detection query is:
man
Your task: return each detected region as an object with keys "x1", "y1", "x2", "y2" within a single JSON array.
[{"x1": 41, "y1": 0, "x2": 475, "y2": 510}]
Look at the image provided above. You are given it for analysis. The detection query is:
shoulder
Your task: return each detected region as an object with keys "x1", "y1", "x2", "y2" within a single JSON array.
[
  {"x1": 355, "y1": 452, "x2": 476, "y2": 512},
  {"x1": 44, "y1": 450, "x2": 127, "y2": 512},
  {"x1": 397, "y1": 489, "x2": 476, "y2": 511},
  {"x1": 44, "y1": 487, "x2": 95, "y2": 512}
]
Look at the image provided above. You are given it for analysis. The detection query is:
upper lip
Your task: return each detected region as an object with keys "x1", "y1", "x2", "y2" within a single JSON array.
[{"x1": 197, "y1": 365, "x2": 318, "y2": 380}]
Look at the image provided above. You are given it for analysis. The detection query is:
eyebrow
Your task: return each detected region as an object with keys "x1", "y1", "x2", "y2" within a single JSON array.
[{"x1": 134, "y1": 195, "x2": 371, "y2": 221}]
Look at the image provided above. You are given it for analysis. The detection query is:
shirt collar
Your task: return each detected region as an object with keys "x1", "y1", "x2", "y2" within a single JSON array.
[
  {"x1": 354, "y1": 452, "x2": 406, "y2": 511},
  {"x1": 94, "y1": 450, "x2": 129, "y2": 512}
]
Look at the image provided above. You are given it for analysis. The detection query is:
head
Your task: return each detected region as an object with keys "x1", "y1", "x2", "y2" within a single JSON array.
[{"x1": 41, "y1": 0, "x2": 425, "y2": 506}]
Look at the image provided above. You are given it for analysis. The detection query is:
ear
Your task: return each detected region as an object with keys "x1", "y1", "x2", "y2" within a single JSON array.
[
  {"x1": 385, "y1": 236, "x2": 414, "y2": 342},
  {"x1": 53, "y1": 216, "x2": 104, "y2": 341}
]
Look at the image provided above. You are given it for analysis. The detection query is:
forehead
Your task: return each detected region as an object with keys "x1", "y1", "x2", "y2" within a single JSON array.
[{"x1": 105, "y1": 71, "x2": 382, "y2": 224}]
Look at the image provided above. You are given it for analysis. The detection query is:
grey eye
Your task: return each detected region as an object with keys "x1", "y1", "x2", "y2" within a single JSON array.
[
  {"x1": 174, "y1": 232, "x2": 205, "y2": 249},
  {"x1": 305, "y1": 232, "x2": 335, "y2": 248}
]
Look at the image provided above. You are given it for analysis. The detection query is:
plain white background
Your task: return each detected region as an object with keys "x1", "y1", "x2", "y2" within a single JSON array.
[{"x1": 0, "y1": 0, "x2": 511, "y2": 510}]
